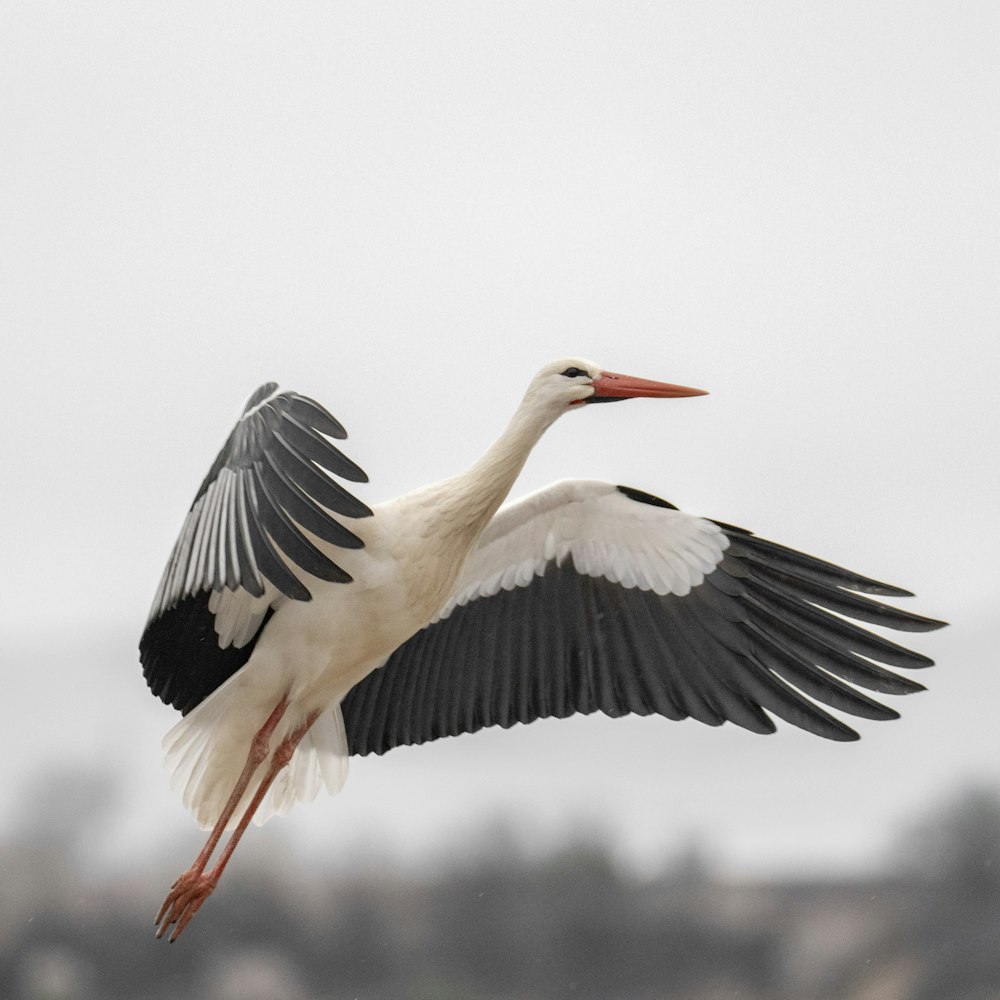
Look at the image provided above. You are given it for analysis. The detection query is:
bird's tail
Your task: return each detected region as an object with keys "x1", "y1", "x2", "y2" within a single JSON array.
[
  {"x1": 258, "y1": 707, "x2": 350, "y2": 826},
  {"x1": 162, "y1": 687, "x2": 350, "y2": 831}
]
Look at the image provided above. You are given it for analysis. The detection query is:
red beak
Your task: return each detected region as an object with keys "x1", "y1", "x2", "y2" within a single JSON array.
[{"x1": 588, "y1": 371, "x2": 708, "y2": 402}]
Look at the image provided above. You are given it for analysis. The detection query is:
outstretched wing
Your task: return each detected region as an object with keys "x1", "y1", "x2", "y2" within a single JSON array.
[
  {"x1": 141, "y1": 383, "x2": 372, "y2": 714},
  {"x1": 341, "y1": 480, "x2": 945, "y2": 754}
]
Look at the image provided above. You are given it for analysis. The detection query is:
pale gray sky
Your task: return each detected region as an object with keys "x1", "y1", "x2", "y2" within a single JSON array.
[{"x1": 2, "y1": 2, "x2": 997, "y2": 876}]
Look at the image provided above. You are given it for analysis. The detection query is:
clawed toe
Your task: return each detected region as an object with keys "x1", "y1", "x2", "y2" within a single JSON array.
[{"x1": 155, "y1": 870, "x2": 216, "y2": 942}]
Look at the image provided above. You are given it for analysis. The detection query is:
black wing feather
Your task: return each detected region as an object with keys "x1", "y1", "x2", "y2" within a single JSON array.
[
  {"x1": 342, "y1": 522, "x2": 945, "y2": 756},
  {"x1": 146, "y1": 383, "x2": 370, "y2": 618},
  {"x1": 283, "y1": 392, "x2": 349, "y2": 440},
  {"x1": 260, "y1": 449, "x2": 364, "y2": 550},
  {"x1": 140, "y1": 592, "x2": 276, "y2": 715},
  {"x1": 141, "y1": 383, "x2": 370, "y2": 713}
]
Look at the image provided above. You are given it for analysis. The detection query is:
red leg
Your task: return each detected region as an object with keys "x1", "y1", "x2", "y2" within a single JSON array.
[
  {"x1": 155, "y1": 698, "x2": 289, "y2": 938},
  {"x1": 156, "y1": 708, "x2": 320, "y2": 942}
]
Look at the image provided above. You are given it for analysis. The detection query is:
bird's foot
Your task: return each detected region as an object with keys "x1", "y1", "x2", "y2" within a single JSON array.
[{"x1": 155, "y1": 869, "x2": 217, "y2": 942}]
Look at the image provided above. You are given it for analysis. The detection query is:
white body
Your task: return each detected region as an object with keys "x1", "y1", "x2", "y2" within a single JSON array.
[{"x1": 166, "y1": 361, "x2": 603, "y2": 828}]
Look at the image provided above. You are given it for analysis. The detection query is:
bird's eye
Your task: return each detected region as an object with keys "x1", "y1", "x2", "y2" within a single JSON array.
[{"x1": 560, "y1": 367, "x2": 588, "y2": 379}]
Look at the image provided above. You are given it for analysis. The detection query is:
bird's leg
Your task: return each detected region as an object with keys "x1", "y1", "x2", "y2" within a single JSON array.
[
  {"x1": 155, "y1": 697, "x2": 289, "y2": 939},
  {"x1": 202, "y1": 709, "x2": 320, "y2": 884},
  {"x1": 157, "y1": 708, "x2": 320, "y2": 943}
]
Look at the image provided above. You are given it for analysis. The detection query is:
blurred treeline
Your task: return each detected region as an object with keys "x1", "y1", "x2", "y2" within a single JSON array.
[{"x1": 4, "y1": 778, "x2": 1000, "y2": 1000}]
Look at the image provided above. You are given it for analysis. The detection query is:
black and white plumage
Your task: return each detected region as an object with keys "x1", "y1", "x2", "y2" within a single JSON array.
[
  {"x1": 340, "y1": 480, "x2": 941, "y2": 755},
  {"x1": 149, "y1": 381, "x2": 369, "y2": 613},
  {"x1": 143, "y1": 383, "x2": 371, "y2": 713},
  {"x1": 141, "y1": 358, "x2": 944, "y2": 940}
]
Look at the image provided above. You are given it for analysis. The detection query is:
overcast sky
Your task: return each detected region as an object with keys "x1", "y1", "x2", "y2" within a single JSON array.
[{"x1": 2, "y1": 2, "x2": 998, "y2": 878}]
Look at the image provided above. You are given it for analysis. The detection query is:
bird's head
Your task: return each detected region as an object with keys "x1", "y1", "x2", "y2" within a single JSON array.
[{"x1": 527, "y1": 358, "x2": 708, "y2": 414}]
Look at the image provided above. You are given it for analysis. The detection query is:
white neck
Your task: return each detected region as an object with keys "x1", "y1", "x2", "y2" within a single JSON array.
[
  {"x1": 431, "y1": 389, "x2": 561, "y2": 537},
  {"x1": 383, "y1": 374, "x2": 575, "y2": 617}
]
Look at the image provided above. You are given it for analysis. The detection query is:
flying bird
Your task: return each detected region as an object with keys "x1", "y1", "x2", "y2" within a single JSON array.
[{"x1": 141, "y1": 359, "x2": 944, "y2": 940}]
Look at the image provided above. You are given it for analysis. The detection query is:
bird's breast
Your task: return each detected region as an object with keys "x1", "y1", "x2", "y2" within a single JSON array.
[{"x1": 247, "y1": 509, "x2": 476, "y2": 710}]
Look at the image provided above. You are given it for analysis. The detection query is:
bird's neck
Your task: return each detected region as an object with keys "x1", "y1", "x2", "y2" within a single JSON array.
[
  {"x1": 390, "y1": 394, "x2": 559, "y2": 619},
  {"x1": 430, "y1": 395, "x2": 558, "y2": 540}
]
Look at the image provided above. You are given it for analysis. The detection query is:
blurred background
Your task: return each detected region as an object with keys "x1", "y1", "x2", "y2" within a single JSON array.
[{"x1": 2, "y1": 2, "x2": 998, "y2": 997}]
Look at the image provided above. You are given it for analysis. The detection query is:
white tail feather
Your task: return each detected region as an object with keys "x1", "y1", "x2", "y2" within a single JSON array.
[{"x1": 163, "y1": 689, "x2": 350, "y2": 832}]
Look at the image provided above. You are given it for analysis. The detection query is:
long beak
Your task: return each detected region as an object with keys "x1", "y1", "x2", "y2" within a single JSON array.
[{"x1": 588, "y1": 371, "x2": 708, "y2": 402}]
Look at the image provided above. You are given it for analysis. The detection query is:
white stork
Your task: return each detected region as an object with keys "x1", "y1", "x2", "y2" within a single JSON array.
[{"x1": 141, "y1": 358, "x2": 944, "y2": 940}]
